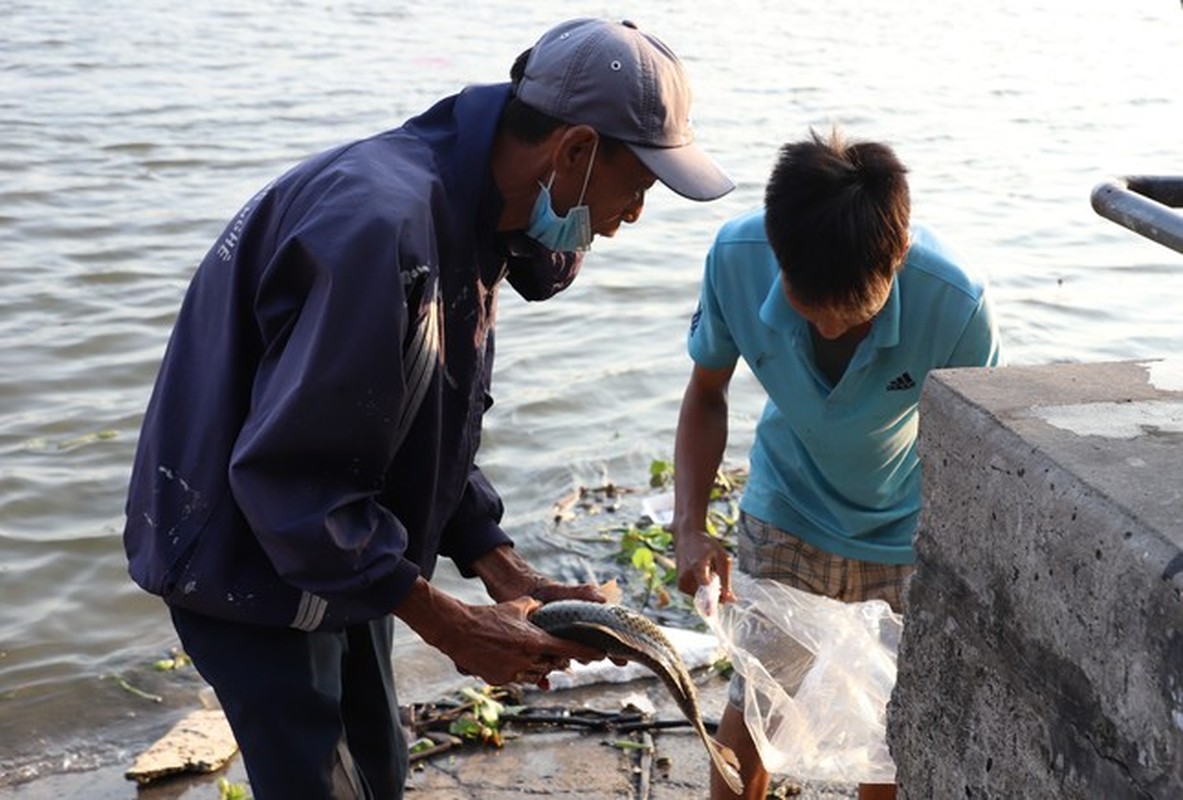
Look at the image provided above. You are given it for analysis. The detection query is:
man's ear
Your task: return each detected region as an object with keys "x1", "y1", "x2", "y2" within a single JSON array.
[{"x1": 552, "y1": 124, "x2": 598, "y2": 175}]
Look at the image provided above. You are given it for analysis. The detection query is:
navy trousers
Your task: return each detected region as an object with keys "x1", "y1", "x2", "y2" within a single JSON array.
[{"x1": 171, "y1": 607, "x2": 408, "y2": 800}]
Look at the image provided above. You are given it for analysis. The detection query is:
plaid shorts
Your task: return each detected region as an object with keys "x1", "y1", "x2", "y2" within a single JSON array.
[
  {"x1": 728, "y1": 512, "x2": 914, "y2": 709},
  {"x1": 736, "y1": 512, "x2": 912, "y2": 611}
]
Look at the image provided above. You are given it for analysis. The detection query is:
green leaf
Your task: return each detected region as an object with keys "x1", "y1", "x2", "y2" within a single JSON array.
[
  {"x1": 217, "y1": 778, "x2": 252, "y2": 800},
  {"x1": 648, "y1": 459, "x2": 674, "y2": 488},
  {"x1": 409, "y1": 737, "x2": 436, "y2": 754},
  {"x1": 630, "y1": 546, "x2": 656, "y2": 573},
  {"x1": 449, "y1": 717, "x2": 483, "y2": 739}
]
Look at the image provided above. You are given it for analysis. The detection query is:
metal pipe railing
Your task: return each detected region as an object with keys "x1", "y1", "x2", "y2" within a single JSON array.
[{"x1": 1091, "y1": 176, "x2": 1183, "y2": 254}]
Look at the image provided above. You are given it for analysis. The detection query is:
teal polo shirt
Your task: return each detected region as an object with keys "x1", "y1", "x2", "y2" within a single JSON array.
[{"x1": 688, "y1": 209, "x2": 1002, "y2": 564}]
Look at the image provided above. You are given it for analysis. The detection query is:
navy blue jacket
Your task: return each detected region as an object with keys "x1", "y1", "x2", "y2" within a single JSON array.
[{"x1": 124, "y1": 84, "x2": 517, "y2": 630}]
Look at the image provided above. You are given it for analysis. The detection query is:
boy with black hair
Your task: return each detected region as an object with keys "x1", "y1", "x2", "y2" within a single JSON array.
[{"x1": 672, "y1": 129, "x2": 1002, "y2": 799}]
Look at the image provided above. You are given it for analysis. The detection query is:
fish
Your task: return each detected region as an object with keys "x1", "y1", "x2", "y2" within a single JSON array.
[{"x1": 530, "y1": 599, "x2": 744, "y2": 794}]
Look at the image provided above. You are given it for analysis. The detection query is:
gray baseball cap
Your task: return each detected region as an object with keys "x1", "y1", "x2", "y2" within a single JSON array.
[{"x1": 516, "y1": 18, "x2": 735, "y2": 202}]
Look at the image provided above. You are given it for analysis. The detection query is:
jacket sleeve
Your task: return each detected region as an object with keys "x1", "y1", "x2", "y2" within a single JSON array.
[
  {"x1": 226, "y1": 169, "x2": 426, "y2": 618},
  {"x1": 438, "y1": 462, "x2": 514, "y2": 577}
]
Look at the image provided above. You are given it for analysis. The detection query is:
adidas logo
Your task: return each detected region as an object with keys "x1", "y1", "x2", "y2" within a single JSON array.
[{"x1": 886, "y1": 371, "x2": 916, "y2": 391}]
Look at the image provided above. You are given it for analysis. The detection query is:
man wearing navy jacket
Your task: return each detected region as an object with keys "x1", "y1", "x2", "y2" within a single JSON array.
[{"x1": 123, "y1": 18, "x2": 732, "y2": 799}]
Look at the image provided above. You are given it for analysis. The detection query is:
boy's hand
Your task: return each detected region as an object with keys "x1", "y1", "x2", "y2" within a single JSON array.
[{"x1": 673, "y1": 528, "x2": 735, "y2": 603}]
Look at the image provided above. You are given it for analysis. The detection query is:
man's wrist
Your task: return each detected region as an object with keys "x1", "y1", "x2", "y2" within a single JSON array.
[
  {"x1": 394, "y1": 577, "x2": 468, "y2": 649},
  {"x1": 472, "y1": 544, "x2": 531, "y2": 594}
]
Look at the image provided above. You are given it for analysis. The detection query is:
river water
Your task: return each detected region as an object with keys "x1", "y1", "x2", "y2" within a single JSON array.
[{"x1": 2, "y1": 0, "x2": 1181, "y2": 787}]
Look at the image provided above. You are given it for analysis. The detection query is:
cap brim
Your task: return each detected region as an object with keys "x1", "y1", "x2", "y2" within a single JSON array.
[{"x1": 628, "y1": 142, "x2": 736, "y2": 202}]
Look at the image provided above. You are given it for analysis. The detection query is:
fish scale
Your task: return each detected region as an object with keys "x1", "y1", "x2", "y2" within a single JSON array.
[{"x1": 530, "y1": 599, "x2": 744, "y2": 794}]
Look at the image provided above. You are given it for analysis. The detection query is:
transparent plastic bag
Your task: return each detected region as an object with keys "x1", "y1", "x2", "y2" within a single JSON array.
[{"x1": 695, "y1": 571, "x2": 902, "y2": 783}]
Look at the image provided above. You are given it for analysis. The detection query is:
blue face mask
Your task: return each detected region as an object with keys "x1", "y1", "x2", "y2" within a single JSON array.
[{"x1": 525, "y1": 138, "x2": 598, "y2": 253}]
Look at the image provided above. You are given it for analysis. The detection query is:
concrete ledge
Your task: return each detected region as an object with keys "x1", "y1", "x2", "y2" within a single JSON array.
[{"x1": 888, "y1": 361, "x2": 1183, "y2": 799}]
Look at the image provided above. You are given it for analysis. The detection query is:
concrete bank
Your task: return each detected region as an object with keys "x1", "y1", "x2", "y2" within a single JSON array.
[
  {"x1": 1, "y1": 671, "x2": 855, "y2": 799},
  {"x1": 889, "y1": 360, "x2": 1183, "y2": 798}
]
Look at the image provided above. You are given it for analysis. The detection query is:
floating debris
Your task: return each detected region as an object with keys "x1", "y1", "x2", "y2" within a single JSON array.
[
  {"x1": 125, "y1": 709, "x2": 238, "y2": 785},
  {"x1": 116, "y1": 676, "x2": 163, "y2": 703}
]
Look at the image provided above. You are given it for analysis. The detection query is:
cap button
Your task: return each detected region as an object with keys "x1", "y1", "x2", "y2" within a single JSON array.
[{"x1": 620, "y1": 19, "x2": 637, "y2": 29}]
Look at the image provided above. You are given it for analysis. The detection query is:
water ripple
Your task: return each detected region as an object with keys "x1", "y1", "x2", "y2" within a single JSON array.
[{"x1": 2, "y1": 0, "x2": 1182, "y2": 780}]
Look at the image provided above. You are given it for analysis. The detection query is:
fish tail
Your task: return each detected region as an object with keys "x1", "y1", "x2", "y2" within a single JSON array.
[{"x1": 705, "y1": 735, "x2": 744, "y2": 795}]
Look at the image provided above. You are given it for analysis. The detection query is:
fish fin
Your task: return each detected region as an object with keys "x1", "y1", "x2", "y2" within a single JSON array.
[{"x1": 706, "y1": 736, "x2": 745, "y2": 795}]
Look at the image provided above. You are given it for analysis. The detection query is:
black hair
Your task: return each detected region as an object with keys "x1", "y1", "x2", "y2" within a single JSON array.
[{"x1": 763, "y1": 128, "x2": 911, "y2": 310}]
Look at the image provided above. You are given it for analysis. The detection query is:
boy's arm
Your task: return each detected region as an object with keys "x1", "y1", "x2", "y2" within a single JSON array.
[{"x1": 671, "y1": 362, "x2": 738, "y2": 602}]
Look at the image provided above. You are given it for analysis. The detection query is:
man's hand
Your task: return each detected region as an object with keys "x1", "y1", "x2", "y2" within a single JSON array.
[
  {"x1": 473, "y1": 544, "x2": 605, "y2": 604},
  {"x1": 394, "y1": 579, "x2": 603, "y2": 689},
  {"x1": 440, "y1": 597, "x2": 603, "y2": 689},
  {"x1": 673, "y1": 527, "x2": 735, "y2": 603}
]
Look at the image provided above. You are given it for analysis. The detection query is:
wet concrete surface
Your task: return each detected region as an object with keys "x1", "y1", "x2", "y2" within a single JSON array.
[{"x1": 0, "y1": 674, "x2": 857, "y2": 799}]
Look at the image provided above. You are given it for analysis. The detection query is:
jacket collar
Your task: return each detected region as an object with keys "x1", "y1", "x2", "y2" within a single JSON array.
[{"x1": 405, "y1": 82, "x2": 512, "y2": 246}]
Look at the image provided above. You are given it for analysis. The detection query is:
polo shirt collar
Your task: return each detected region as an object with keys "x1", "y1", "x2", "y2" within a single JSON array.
[
  {"x1": 758, "y1": 275, "x2": 798, "y2": 333},
  {"x1": 870, "y1": 277, "x2": 901, "y2": 349}
]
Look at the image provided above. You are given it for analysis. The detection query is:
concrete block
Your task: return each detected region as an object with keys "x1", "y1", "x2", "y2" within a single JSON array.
[{"x1": 888, "y1": 361, "x2": 1183, "y2": 800}]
